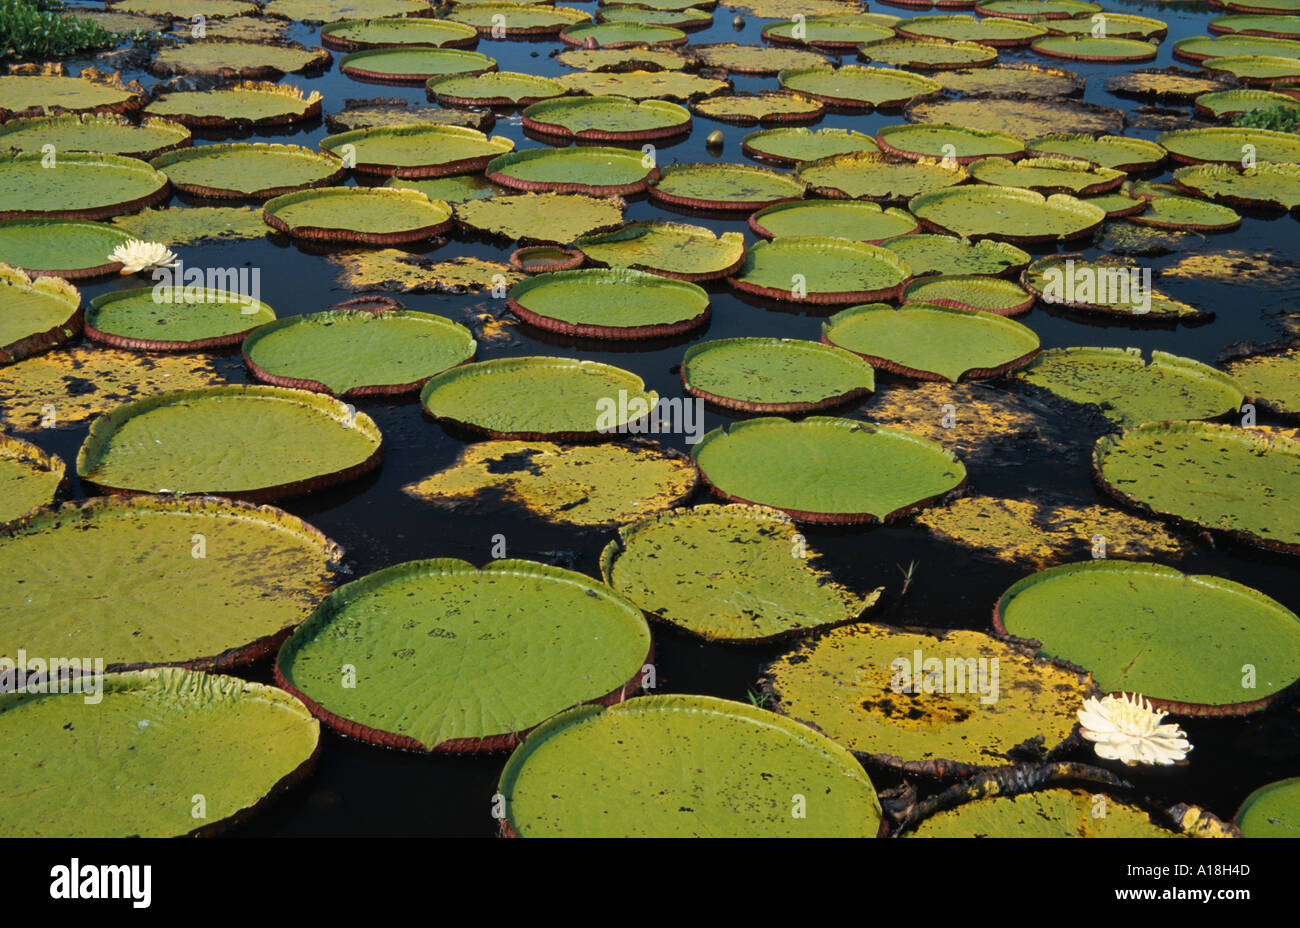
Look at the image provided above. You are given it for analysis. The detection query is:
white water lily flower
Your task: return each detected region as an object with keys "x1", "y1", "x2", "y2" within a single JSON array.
[
  {"x1": 1077, "y1": 693, "x2": 1192, "y2": 766},
  {"x1": 109, "y1": 239, "x2": 177, "y2": 275}
]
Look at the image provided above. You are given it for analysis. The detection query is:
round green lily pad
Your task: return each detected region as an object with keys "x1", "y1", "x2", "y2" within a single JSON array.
[
  {"x1": 1236, "y1": 778, "x2": 1300, "y2": 837},
  {"x1": 1157, "y1": 126, "x2": 1300, "y2": 165},
  {"x1": 906, "y1": 788, "x2": 1182, "y2": 837},
  {"x1": 0, "y1": 152, "x2": 169, "y2": 221},
  {"x1": 763, "y1": 623, "x2": 1093, "y2": 776},
  {"x1": 0, "y1": 266, "x2": 80, "y2": 364},
  {"x1": 1223, "y1": 344, "x2": 1300, "y2": 416},
  {"x1": 319, "y1": 17, "x2": 480, "y2": 51},
  {"x1": 1211, "y1": 13, "x2": 1300, "y2": 40},
  {"x1": 427, "y1": 71, "x2": 566, "y2": 106},
  {"x1": 263, "y1": 0, "x2": 427, "y2": 22},
  {"x1": 0, "y1": 72, "x2": 144, "y2": 121},
  {"x1": 882, "y1": 233, "x2": 1030, "y2": 277},
  {"x1": 648, "y1": 162, "x2": 806, "y2": 211},
  {"x1": 455, "y1": 192, "x2": 624, "y2": 243},
  {"x1": 1105, "y1": 65, "x2": 1235, "y2": 103},
  {"x1": 263, "y1": 187, "x2": 454, "y2": 244},
  {"x1": 597, "y1": 4, "x2": 711, "y2": 28},
  {"x1": 555, "y1": 69, "x2": 730, "y2": 102},
  {"x1": 0, "y1": 219, "x2": 131, "y2": 279},
  {"x1": 403, "y1": 439, "x2": 698, "y2": 528},
  {"x1": 144, "y1": 81, "x2": 322, "y2": 129},
  {"x1": 497, "y1": 694, "x2": 883, "y2": 837},
  {"x1": 555, "y1": 45, "x2": 694, "y2": 72},
  {"x1": 420, "y1": 356, "x2": 658, "y2": 441},
  {"x1": 1045, "y1": 12, "x2": 1168, "y2": 40},
  {"x1": 487, "y1": 146, "x2": 657, "y2": 196},
  {"x1": 741, "y1": 127, "x2": 879, "y2": 166},
  {"x1": 319, "y1": 124, "x2": 513, "y2": 178},
  {"x1": 877, "y1": 123, "x2": 1024, "y2": 163},
  {"x1": 907, "y1": 95, "x2": 1124, "y2": 137},
  {"x1": 1016, "y1": 348, "x2": 1245, "y2": 425},
  {"x1": 0, "y1": 113, "x2": 190, "y2": 161},
  {"x1": 1195, "y1": 87, "x2": 1300, "y2": 118},
  {"x1": 449, "y1": 1, "x2": 590, "y2": 34},
  {"x1": 560, "y1": 20, "x2": 686, "y2": 47},
  {"x1": 0, "y1": 433, "x2": 63, "y2": 522},
  {"x1": 823, "y1": 301, "x2": 1040, "y2": 381},
  {"x1": 749, "y1": 200, "x2": 919, "y2": 243},
  {"x1": 76, "y1": 385, "x2": 383, "y2": 501},
  {"x1": 339, "y1": 47, "x2": 496, "y2": 84},
  {"x1": 1022, "y1": 254, "x2": 1208, "y2": 320},
  {"x1": 388, "y1": 173, "x2": 505, "y2": 204},
  {"x1": 691, "y1": 91, "x2": 825, "y2": 125},
  {"x1": 1175, "y1": 33, "x2": 1300, "y2": 63},
  {"x1": 1203, "y1": 53, "x2": 1300, "y2": 84},
  {"x1": 996, "y1": 560, "x2": 1300, "y2": 714},
  {"x1": 506, "y1": 268, "x2": 709, "y2": 339},
  {"x1": 601, "y1": 504, "x2": 880, "y2": 641},
  {"x1": 242, "y1": 309, "x2": 475, "y2": 397},
  {"x1": 111, "y1": 205, "x2": 268, "y2": 246},
  {"x1": 113, "y1": 0, "x2": 255, "y2": 15},
  {"x1": 897, "y1": 14, "x2": 1048, "y2": 45},
  {"x1": 796, "y1": 151, "x2": 968, "y2": 201},
  {"x1": 969, "y1": 156, "x2": 1125, "y2": 195},
  {"x1": 152, "y1": 143, "x2": 343, "y2": 199},
  {"x1": 1128, "y1": 194, "x2": 1242, "y2": 232},
  {"x1": 778, "y1": 65, "x2": 940, "y2": 110},
  {"x1": 858, "y1": 38, "x2": 1000, "y2": 70},
  {"x1": 681, "y1": 337, "x2": 875, "y2": 412},
  {"x1": 521, "y1": 95, "x2": 690, "y2": 141},
  {"x1": 275, "y1": 558, "x2": 652, "y2": 752},
  {"x1": 694, "y1": 416, "x2": 966, "y2": 524},
  {"x1": 575, "y1": 221, "x2": 745, "y2": 281},
  {"x1": 0, "y1": 667, "x2": 320, "y2": 838},
  {"x1": 1031, "y1": 35, "x2": 1158, "y2": 62},
  {"x1": 730, "y1": 237, "x2": 911, "y2": 305},
  {"x1": 1083, "y1": 190, "x2": 1148, "y2": 218},
  {"x1": 691, "y1": 42, "x2": 832, "y2": 75},
  {"x1": 86, "y1": 286, "x2": 275, "y2": 352},
  {"x1": 975, "y1": 0, "x2": 1100, "y2": 18},
  {"x1": 909, "y1": 185, "x2": 1104, "y2": 242},
  {"x1": 0, "y1": 494, "x2": 340, "y2": 670},
  {"x1": 1095, "y1": 421, "x2": 1300, "y2": 552},
  {"x1": 150, "y1": 41, "x2": 333, "y2": 79},
  {"x1": 764, "y1": 16, "x2": 895, "y2": 49},
  {"x1": 901, "y1": 274, "x2": 1034, "y2": 314},
  {"x1": 1174, "y1": 162, "x2": 1300, "y2": 211},
  {"x1": 1025, "y1": 133, "x2": 1166, "y2": 172},
  {"x1": 935, "y1": 61, "x2": 1082, "y2": 96}
]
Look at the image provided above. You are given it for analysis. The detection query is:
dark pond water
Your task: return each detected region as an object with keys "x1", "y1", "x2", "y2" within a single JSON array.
[{"x1": 35, "y1": 0, "x2": 1300, "y2": 836}]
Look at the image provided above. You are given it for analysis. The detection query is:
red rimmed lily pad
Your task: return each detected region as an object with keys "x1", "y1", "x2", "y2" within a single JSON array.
[
  {"x1": 0, "y1": 432, "x2": 64, "y2": 523},
  {"x1": 0, "y1": 265, "x2": 81, "y2": 364},
  {"x1": 967, "y1": 156, "x2": 1125, "y2": 195},
  {"x1": 648, "y1": 162, "x2": 806, "y2": 211},
  {"x1": 506, "y1": 267, "x2": 710, "y2": 339},
  {"x1": 741, "y1": 126, "x2": 879, "y2": 165},
  {"x1": 0, "y1": 152, "x2": 169, "y2": 221},
  {"x1": 575, "y1": 221, "x2": 745, "y2": 281},
  {"x1": 560, "y1": 21, "x2": 687, "y2": 47},
  {"x1": 263, "y1": 187, "x2": 454, "y2": 245},
  {"x1": 319, "y1": 124, "x2": 514, "y2": 178},
  {"x1": 149, "y1": 41, "x2": 333, "y2": 79},
  {"x1": 777, "y1": 64, "x2": 941, "y2": 111},
  {"x1": 487, "y1": 146, "x2": 658, "y2": 195},
  {"x1": 681, "y1": 337, "x2": 875, "y2": 413},
  {"x1": 427, "y1": 71, "x2": 567, "y2": 106},
  {"x1": 730, "y1": 236, "x2": 911, "y2": 305},
  {"x1": 0, "y1": 69, "x2": 146, "y2": 122},
  {"x1": 448, "y1": 2, "x2": 591, "y2": 36},
  {"x1": 749, "y1": 199, "x2": 919, "y2": 242},
  {"x1": 144, "y1": 81, "x2": 323, "y2": 129},
  {"x1": 318, "y1": 17, "x2": 481, "y2": 51},
  {"x1": 152, "y1": 143, "x2": 344, "y2": 200},
  {"x1": 796, "y1": 150, "x2": 969, "y2": 202},
  {"x1": 521, "y1": 95, "x2": 690, "y2": 141},
  {"x1": 901, "y1": 274, "x2": 1035, "y2": 315},
  {"x1": 86, "y1": 286, "x2": 275, "y2": 352},
  {"x1": 909, "y1": 185, "x2": 1105, "y2": 242},
  {"x1": 877, "y1": 122, "x2": 1024, "y2": 163},
  {"x1": 339, "y1": 47, "x2": 496, "y2": 85},
  {"x1": 0, "y1": 113, "x2": 190, "y2": 161},
  {"x1": 858, "y1": 37, "x2": 999, "y2": 70},
  {"x1": 691, "y1": 90, "x2": 826, "y2": 125},
  {"x1": 1030, "y1": 35, "x2": 1158, "y2": 62}
]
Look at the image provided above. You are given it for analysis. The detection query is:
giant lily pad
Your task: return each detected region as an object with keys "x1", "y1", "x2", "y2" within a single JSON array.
[
  {"x1": 319, "y1": 17, "x2": 480, "y2": 51},
  {"x1": 427, "y1": 71, "x2": 566, "y2": 106},
  {"x1": 764, "y1": 16, "x2": 895, "y2": 49},
  {"x1": 487, "y1": 146, "x2": 657, "y2": 196},
  {"x1": 0, "y1": 71, "x2": 145, "y2": 121},
  {"x1": 448, "y1": 2, "x2": 590, "y2": 34},
  {"x1": 388, "y1": 173, "x2": 505, "y2": 204},
  {"x1": 0, "y1": 433, "x2": 63, "y2": 522},
  {"x1": 456, "y1": 192, "x2": 624, "y2": 243},
  {"x1": 681, "y1": 337, "x2": 875, "y2": 412},
  {"x1": 995, "y1": 560, "x2": 1300, "y2": 714},
  {"x1": 1045, "y1": 12, "x2": 1168, "y2": 40},
  {"x1": 601, "y1": 504, "x2": 880, "y2": 641},
  {"x1": 730, "y1": 237, "x2": 910, "y2": 304},
  {"x1": 906, "y1": 95, "x2": 1124, "y2": 136},
  {"x1": 555, "y1": 45, "x2": 694, "y2": 72},
  {"x1": 506, "y1": 268, "x2": 709, "y2": 339},
  {"x1": 263, "y1": 187, "x2": 453, "y2": 244},
  {"x1": 0, "y1": 219, "x2": 133, "y2": 279},
  {"x1": 152, "y1": 143, "x2": 343, "y2": 199},
  {"x1": 877, "y1": 123, "x2": 1024, "y2": 163},
  {"x1": 499, "y1": 694, "x2": 883, "y2": 838},
  {"x1": 778, "y1": 65, "x2": 940, "y2": 110},
  {"x1": 339, "y1": 47, "x2": 496, "y2": 84},
  {"x1": 1031, "y1": 35, "x2": 1158, "y2": 62},
  {"x1": 1202, "y1": 54, "x2": 1300, "y2": 84},
  {"x1": 560, "y1": 21, "x2": 687, "y2": 47},
  {"x1": 1094, "y1": 421, "x2": 1300, "y2": 553},
  {"x1": 906, "y1": 787, "x2": 1187, "y2": 838},
  {"x1": 935, "y1": 62, "x2": 1082, "y2": 96},
  {"x1": 858, "y1": 38, "x2": 999, "y2": 70},
  {"x1": 76, "y1": 385, "x2": 383, "y2": 501},
  {"x1": 693, "y1": 416, "x2": 967, "y2": 523},
  {"x1": 975, "y1": 0, "x2": 1100, "y2": 17},
  {"x1": 648, "y1": 162, "x2": 805, "y2": 211},
  {"x1": 86, "y1": 286, "x2": 274, "y2": 352},
  {"x1": 1022, "y1": 254, "x2": 1208, "y2": 321},
  {"x1": 275, "y1": 558, "x2": 652, "y2": 752},
  {"x1": 1157, "y1": 126, "x2": 1300, "y2": 165},
  {"x1": 521, "y1": 95, "x2": 690, "y2": 141},
  {"x1": 112, "y1": 206, "x2": 267, "y2": 246},
  {"x1": 242, "y1": 309, "x2": 474, "y2": 397},
  {"x1": 691, "y1": 91, "x2": 825, "y2": 125},
  {"x1": 909, "y1": 186, "x2": 1104, "y2": 242},
  {"x1": 1173, "y1": 162, "x2": 1300, "y2": 211},
  {"x1": 1025, "y1": 134, "x2": 1165, "y2": 172},
  {"x1": 823, "y1": 302, "x2": 1040, "y2": 380},
  {"x1": 150, "y1": 41, "x2": 333, "y2": 79},
  {"x1": 0, "y1": 266, "x2": 80, "y2": 364},
  {"x1": 741, "y1": 127, "x2": 879, "y2": 165},
  {"x1": 1223, "y1": 344, "x2": 1300, "y2": 416},
  {"x1": 112, "y1": 0, "x2": 256, "y2": 15},
  {"x1": 897, "y1": 14, "x2": 1048, "y2": 45},
  {"x1": 0, "y1": 114, "x2": 189, "y2": 161},
  {"x1": 762, "y1": 623, "x2": 1092, "y2": 775},
  {"x1": 319, "y1": 124, "x2": 513, "y2": 177},
  {"x1": 1106, "y1": 66, "x2": 1234, "y2": 104},
  {"x1": 575, "y1": 221, "x2": 744, "y2": 280},
  {"x1": 901, "y1": 274, "x2": 1034, "y2": 314},
  {"x1": 403, "y1": 439, "x2": 697, "y2": 527},
  {"x1": 0, "y1": 494, "x2": 340, "y2": 670},
  {"x1": 749, "y1": 200, "x2": 919, "y2": 242},
  {"x1": 1174, "y1": 33, "x2": 1300, "y2": 63},
  {"x1": 1194, "y1": 87, "x2": 1300, "y2": 119},
  {"x1": 1211, "y1": 13, "x2": 1300, "y2": 40},
  {"x1": 144, "y1": 81, "x2": 322, "y2": 129},
  {"x1": 555, "y1": 69, "x2": 730, "y2": 101},
  {"x1": 596, "y1": 4, "x2": 711, "y2": 27},
  {"x1": 968, "y1": 156, "x2": 1125, "y2": 195},
  {"x1": 882, "y1": 233, "x2": 1030, "y2": 277},
  {"x1": 1016, "y1": 348, "x2": 1245, "y2": 425},
  {"x1": 1236, "y1": 778, "x2": 1300, "y2": 838},
  {"x1": 692, "y1": 42, "x2": 832, "y2": 75},
  {"x1": 0, "y1": 152, "x2": 169, "y2": 221},
  {"x1": 796, "y1": 151, "x2": 968, "y2": 201},
  {"x1": 420, "y1": 356, "x2": 657, "y2": 441},
  {"x1": 0, "y1": 668, "x2": 320, "y2": 838},
  {"x1": 263, "y1": 0, "x2": 427, "y2": 21},
  {"x1": 1128, "y1": 194, "x2": 1241, "y2": 232}
]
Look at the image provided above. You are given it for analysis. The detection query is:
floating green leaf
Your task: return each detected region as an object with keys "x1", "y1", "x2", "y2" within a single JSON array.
[
  {"x1": 881, "y1": 233, "x2": 1030, "y2": 277},
  {"x1": 150, "y1": 41, "x2": 332, "y2": 79},
  {"x1": 1236, "y1": 778, "x2": 1300, "y2": 838},
  {"x1": 319, "y1": 124, "x2": 513, "y2": 177},
  {"x1": 877, "y1": 123, "x2": 1024, "y2": 162},
  {"x1": 902, "y1": 274, "x2": 1034, "y2": 315},
  {"x1": 152, "y1": 143, "x2": 343, "y2": 199},
  {"x1": 1224, "y1": 344, "x2": 1300, "y2": 416},
  {"x1": 1157, "y1": 126, "x2": 1300, "y2": 165},
  {"x1": 1129, "y1": 193, "x2": 1242, "y2": 232},
  {"x1": 1173, "y1": 162, "x2": 1300, "y2": 211},
  {"x1": 0, "y1": 152, "x2": 168, "y2": 221},
  {"x1": 906, "y1": 95, "x2": 1124, "y2": 136},
  {"x1": 907, "y1": 787, "x2": 1181, "y2": 837},
  {"x1": 692, "y1": 42, "x2": 832, "y2": 75},
  {"x1": 555, "y1": 69, "x2": 730, "y2": 101},
  {"x1": 144, "y1": 81, "x2": 322, "y2": 129},
  {"x1": 111, "y1": 206, "x2": 268, "y2": 246},
  {"x1": 319, "y1": 17, "x2": 479, "y2": 51},
  {"x1": 749, "y1": 200, "x2": 918, "y2": 242},
  {"x1": 339, "y1": 47, "x2": 495, "y2": 84},
  {"x1": 859, "y1": 37, "x2": 999, "y2": 69},
  {"x1": 575, "y1": 222, "x2": 744, "y2": 280},
  {"x1": 521, "y1": 96, "x2": 690, "y2": 141},
  {"x1": 969, "y1": 156, "x2": 1124, "y2": 195},
  {"x1": 86, "y1": 286, "x2": 274, "y2": 352},
  {"x1": 649, "y1": 162, "x2": 806, "y2": 210},
  {"x1": 1031, "y1": 35, "x2": 1158, "y2": 62},
  {"x1": 262, "y1": 186, "x2": 453, "y2": 244},
  {"x1": 0, "y1": 219, "x2": 129, "y2": 280},
  {"x1": 691, "y1": 91, "x2": 824, "y2": 125},
  {"x1": 0, "y1": 265, "x2": 79, "y2": 364},
  {"x1": 796, "y1": 151, "x2": 968, "y2": 201},
  {"x1": 455, "y1": 192, "x2": 624, "y2": 243},
  {"x1": 0, "y1": 433, "x2": 63, "y2": 523},
  {"x1": 778, "y1": 65, "x2": 940, "y2": 110},
  {"x1": 682, "y1": 337, "x2": 875, "y2": 412},
  {"x1": 427, "y1": 71, "x2": 567, "y2": 105},
  {"x1": 506, "y1": 268, "x2": 709, "y2": 339},
  {"x1": 487, "y1": 146, "x2": 657, "y2": 195},
  {"x1": 1025, "y1": 133, "x2": 1166, "y2": 172},
  {"x1": 730, "y1": 237, "x2": 910, "y2": 304},
  {"x1": 935, "y1": 62, "x2": 1081, "y2": 96},
  {"x1": 741, "y1": 126, "x2": 879, "y2": 165},
  {"x1": 1022, "y1": 253, "x2": 1208, "y2": 320},
  {"x1": 0, "y1": 114, "x2": 189, "y2": 161},
  {"x1": 897, "y1": 14, "x2": 1048, "y2": 45}
]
